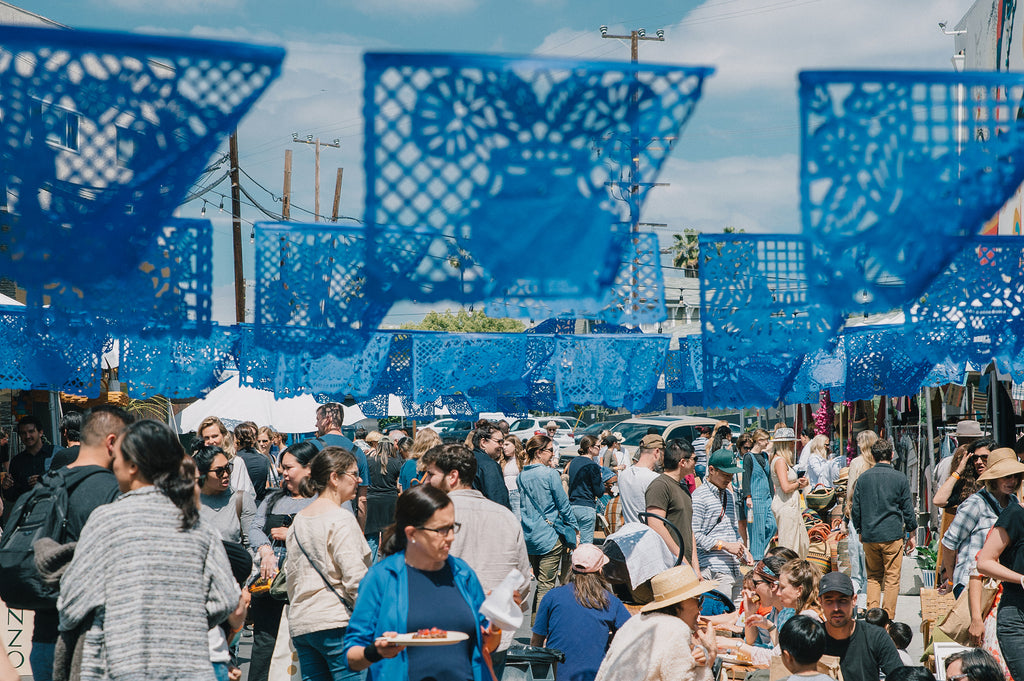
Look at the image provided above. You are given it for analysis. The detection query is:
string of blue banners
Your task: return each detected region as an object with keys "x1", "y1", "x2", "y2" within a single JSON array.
[{"x1": 6, "y1": 26, "x2": 1024, "y2": 409}]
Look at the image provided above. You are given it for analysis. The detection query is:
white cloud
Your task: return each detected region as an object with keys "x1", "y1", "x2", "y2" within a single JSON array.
[{"x1": 643, "y1": 154, "x2": 800, "y2": 235}]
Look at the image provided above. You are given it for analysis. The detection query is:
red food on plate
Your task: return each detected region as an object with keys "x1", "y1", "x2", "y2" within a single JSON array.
[{"x1": 411, "y1": 627, "x2": 448, "y2": 639}]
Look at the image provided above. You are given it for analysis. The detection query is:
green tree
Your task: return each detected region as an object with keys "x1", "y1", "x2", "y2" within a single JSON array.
[
  {"x1": 401, "y1": 309, "x2": 525, "y2": 333},
  {"x1": 667, "y1": 227, "x2": 744, "y2": 272}
]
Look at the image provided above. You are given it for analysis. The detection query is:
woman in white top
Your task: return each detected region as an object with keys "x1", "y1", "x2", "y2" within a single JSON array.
[
  {"x1": 286, "y1": 446, "x2": 372, "y2": 681},
  {"x1": 502, "y1": 435, "x2": 527, "y2": 520},
  {"x1": 805, "y1": 435, "x2": 832, "y2": 488}
]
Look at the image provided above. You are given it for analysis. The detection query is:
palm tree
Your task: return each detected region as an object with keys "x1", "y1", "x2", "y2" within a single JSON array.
[{"x1": 665, "y1": 227, "x2": 744, "y2": 275}]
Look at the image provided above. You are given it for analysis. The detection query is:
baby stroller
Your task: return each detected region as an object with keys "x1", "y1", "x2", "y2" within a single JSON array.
[{"x1": 601, "y1": 512, "x2": 734, "y2": 616}]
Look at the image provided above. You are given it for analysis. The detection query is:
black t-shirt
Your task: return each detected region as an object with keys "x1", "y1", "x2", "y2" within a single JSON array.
[
  {"x1": 48, "y1": 445, "x2": 80, "y2": 471},
  {"x1": 406, "y1": 563, "x2": 476, "y2": 681},
  {"x1": 824, "y1": 622, "x2": 903, "y2": 681},
  {"x1": 236, "y1": 447, "x2": 271, "y2": 503},
  {"x1": 567, "y1": 456, "x2": 604, "y2": 507},
  {"x1": 996, "y1": 502, "x2": 1024, "y2": 608}
]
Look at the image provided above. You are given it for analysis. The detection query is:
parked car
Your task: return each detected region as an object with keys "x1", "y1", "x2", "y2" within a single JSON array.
[
  {"x1": 420, "y1": 418, "x2": 463, "y2": 433},
  {"x1": 573, "y1": 420, "x2": 621, "y2": 445},
  {"x1": 611, "y1": 415, "x2": 721, "y2": 459},
  {"x1": 508, "y1": 417, "x2": 575, "y2": 450},
  {"x1": 437, "y1": 420, "x2": 475, "y2": 444}
]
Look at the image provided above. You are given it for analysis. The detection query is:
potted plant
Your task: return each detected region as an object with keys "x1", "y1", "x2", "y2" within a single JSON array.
[{"x1": 916, "y1": 538, "x2": 938, "y2": 590}]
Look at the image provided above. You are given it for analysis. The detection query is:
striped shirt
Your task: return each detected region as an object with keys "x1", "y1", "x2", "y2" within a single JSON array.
[{"x1": 691, "y1": 481, "x2": 742, "y2": 574}]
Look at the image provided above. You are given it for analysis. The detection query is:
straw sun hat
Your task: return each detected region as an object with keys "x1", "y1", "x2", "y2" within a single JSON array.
[
  {"x1": 977, "y1": 447, "x2": 1024, "y2": 482},
  {"x1": 640, "y1": 565, "x2": 720, "y2": 613}
]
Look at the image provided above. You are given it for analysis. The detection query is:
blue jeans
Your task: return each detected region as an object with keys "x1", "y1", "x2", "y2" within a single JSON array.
[
  {"x1": 998, "y1": 603, "x2": 1024, "y2": 681},
  {"x1": 509, "y1": 489, "x2": 521, "y2": 521},
  {"x1": 847, "y1": 522, "x2": 867, "y2": 596},
  {"x1": 30, "y1": 642, "x2": 55, "y2": 681},
  {"x1": 213, "y1": 662, "x2": 230, "y2": 681},
  {"x1": 571, "y1": 504, "x2": 596, "y2": 544},
  {"x1": 293, "y1": 627, "x2": 361, "y2": 681},
  {"x1": 364, "y1": 534, "x2": 379, "y2": 563}
]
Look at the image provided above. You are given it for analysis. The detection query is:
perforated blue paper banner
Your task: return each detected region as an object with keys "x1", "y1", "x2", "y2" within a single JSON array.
[
  {"x1": 363, "y1": 52, "x2": 712, "y2": 303},
  {"x1": 0, "y1": 308, "x2": 104, "y2": 396},
  {"x1": 842, "y1": 326, "x2": 935, "y2": 400},
  {"x1": 121, "y1": 325, "x2": 238, "y2": 399},
  {"x1": 255, "y1": 222, "x2": 391, "y2": 354},
  {"x1": 699, "y1": 234, "x2": 840, "y2": 407},
  {"x1": 411, "y1": 332, "x2": 528, "y2": 403},
  {"x1": 236, "y1": 330, "x2": 393, "y2": 401},
  {"x1": 0, "y1": 27, "x2": 283, "y2": 304},
  {"x1": 801, "y1": 70, "x2": 1024, "y2": 311},
  {"x1": 552, "y1": 334, "x2": 669, "y2": 410},
  {"x1": 60, "y1": 218, "x2": 213, "y2": 332},
  {"x1": 484, "y1": 232, "x2": 667, "y2": 324},
  {"x1": 785, "y1": 341, "x2": 847, "y2": 405},
  {"x1": 664, "y1": 336, "x2": 703, "y2": 399},
  {"x1": 905, "y1": 237, "x2": 1024, "y2": 367}
]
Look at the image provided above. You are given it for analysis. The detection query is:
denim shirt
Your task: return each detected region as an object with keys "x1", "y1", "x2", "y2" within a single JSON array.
[
  {"x1": 342, "y1": 552, "x2": 488, "y2": 681},
  {"x1": 517, "y1": 464, "x2": 580, "y2": 555}
]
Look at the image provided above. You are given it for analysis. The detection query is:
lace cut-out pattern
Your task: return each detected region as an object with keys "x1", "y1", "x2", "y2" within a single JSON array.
[
  {"x1": 0, "y1": 27, "x2": 282, "y2": 304},
  {"x1": 0, "y1": 308, "x2": 104, "y2": 396},
  {"x1": 254, "y1": 222, "x2": 390, "y2": 355},
  {"x1": 363, "y1": 52, "x2": 712, "y2": 302},
  {"x1": 905, "y1": 237, "x2": 1024, "y2": 366},
  {"x1": 121, "y1": 325, "x2": 237, "y2": 399},
  {"x1": 801, "y1": 70, "x2": 1024, "y2": 310},
  {"x1": 411, "y1": 332, "x2": 528, "y2": 403}
]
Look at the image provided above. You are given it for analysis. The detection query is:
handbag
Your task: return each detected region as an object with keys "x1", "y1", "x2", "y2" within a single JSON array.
[
  {"x1": 269, "y1": 566, "x2": 289, "y2": 601},
  {"x1": 938, "y1": 578, "x2": 1000, "y2": 644}
]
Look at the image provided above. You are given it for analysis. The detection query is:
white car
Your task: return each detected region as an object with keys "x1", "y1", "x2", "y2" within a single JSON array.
[
  {"x1": 508, "y1": 417, "x2": 575, "y2": 450},
  {"x1": 420, "y1": 418, "x2": 462, "y2": 433}
]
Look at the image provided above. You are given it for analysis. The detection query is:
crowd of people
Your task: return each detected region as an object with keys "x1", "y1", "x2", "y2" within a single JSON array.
[{"x1": 0, "y1": 409, "x2": 1022, "y2": 681}]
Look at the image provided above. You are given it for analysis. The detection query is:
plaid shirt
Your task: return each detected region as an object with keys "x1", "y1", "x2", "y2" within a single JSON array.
[
  {"x1": 692, "y1": 481, "x2": 742, "y2": 575},
  {"x1": 941, "y1": 489, "x2": 1017, "y2": 587}
]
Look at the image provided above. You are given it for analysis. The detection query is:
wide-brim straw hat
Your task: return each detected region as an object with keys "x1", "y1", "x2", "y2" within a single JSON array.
[
  {"x1": 955, "y1": 420, "x2": 984, "y2": 439},
  {"x1": 640, "y1": 565, "x2": 720, "y2": 613},
  {"x1": 977, "y1": 447, "x2": 1024, "y2": 482}
]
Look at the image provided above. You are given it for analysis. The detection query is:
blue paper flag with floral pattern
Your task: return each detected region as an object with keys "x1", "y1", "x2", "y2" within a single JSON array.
[
  {"x1": 905, "y1": 237, "x2": 1024, "y2": 367},
  {"x1": 0, "y1": 27, "x2": 283, "y2": 304},
  {"x1": 121, "y1": 325, "x2": 238, "y2": 399},
  {"x1": 801, "y1": 70, "x2": 1024, "y2": 311},
  {"x1": 255, "y1": 222, "x2": 390, "y2": 355},
  {"x1": 0, "y1": 307, "x2": 104, "y2": 396},
  {"x1": 363, "y1": 52, "x2": 712, "y2": 302}
]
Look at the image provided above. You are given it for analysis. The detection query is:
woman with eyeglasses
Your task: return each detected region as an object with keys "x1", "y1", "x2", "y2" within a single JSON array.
[
  {"x1": 344, "y1": 485, "x2": 492, "y2": 681},
  {"x1": 285, "y1": 446, "x2": 371, "y2": 681},
  {"x1": 192, "y1": 443, "x2": 257, "y2": 546},
  {"x1": 520, "y1": 434, "x2": 581, "y2": 624}
]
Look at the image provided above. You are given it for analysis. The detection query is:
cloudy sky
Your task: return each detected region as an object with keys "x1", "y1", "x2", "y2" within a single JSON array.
[{"x1": 22, "y1": 0, "x2": 969, "y2": 322}]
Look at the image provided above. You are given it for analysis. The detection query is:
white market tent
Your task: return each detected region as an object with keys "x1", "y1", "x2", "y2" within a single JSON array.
[{"x1": 175, "y1": 374, "x2": 323, "y2": 434}]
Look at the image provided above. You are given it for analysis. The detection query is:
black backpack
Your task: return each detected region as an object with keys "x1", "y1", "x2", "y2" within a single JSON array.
[{"x1": 0, "y1": 467, "x2": 104, "y2": 610}]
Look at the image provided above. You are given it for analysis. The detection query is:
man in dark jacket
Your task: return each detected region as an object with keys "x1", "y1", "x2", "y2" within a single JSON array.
[
  {"x1": 471, "y1": 422, "x2": 511, "y2": 509},
  {"x1": 851, "y1": 439, "x2": 916, "y2": 619}
]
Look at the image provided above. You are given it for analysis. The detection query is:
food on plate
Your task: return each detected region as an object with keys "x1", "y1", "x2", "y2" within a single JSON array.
[{"x1": 411, "y1": 627, "x2": 448, "y2": 639}]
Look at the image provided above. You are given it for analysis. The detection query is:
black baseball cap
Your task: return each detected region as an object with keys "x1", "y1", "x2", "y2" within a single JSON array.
[{"x1": 818, "y1": 572, "x2": 854, "y2": 597}]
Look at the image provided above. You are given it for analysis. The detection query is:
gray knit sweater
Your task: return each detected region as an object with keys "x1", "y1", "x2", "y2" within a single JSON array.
[{"x1": 58, "y1": 486, "x2": 239, "y2": 681}]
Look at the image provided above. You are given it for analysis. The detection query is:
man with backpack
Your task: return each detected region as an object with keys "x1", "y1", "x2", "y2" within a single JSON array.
[{"x1": 2, "y1": 406, "x2": 133, "y2": 681}]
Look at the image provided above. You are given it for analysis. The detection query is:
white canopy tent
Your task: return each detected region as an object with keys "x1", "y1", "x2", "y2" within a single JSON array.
[{"x1": 175, "y1": 374, "x2": 328, "y2": 434}]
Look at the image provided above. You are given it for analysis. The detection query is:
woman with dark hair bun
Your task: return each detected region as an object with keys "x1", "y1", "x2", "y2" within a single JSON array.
[
  {"x1": 58, "y1": 419, "x2": 241, "y2": 680},
  {"x1": 248, "y1": 440, "x2": 320, "y2": 681},
  {"x1": 344, "y1": 485, "x2": 491, "y2": 681},
  {"x1": 285, "y1": 446, "x2": 371, "y2": 681}
]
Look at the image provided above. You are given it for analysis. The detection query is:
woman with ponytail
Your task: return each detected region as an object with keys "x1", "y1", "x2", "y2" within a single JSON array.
[
  {"x1": 285, "y1": 446, "x2": 371, "y2": 681},
  {"x1": 58, "y1": 419, "x2": 241, "y2": 680},
  {"x1": 343, "y1": 485, "x2": 491, "y2": 681}
]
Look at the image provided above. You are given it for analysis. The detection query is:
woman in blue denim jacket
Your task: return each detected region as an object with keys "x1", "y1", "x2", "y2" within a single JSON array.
[
  {"x1": 343, "y1": 485, "x2": 491, "y2": 681},
  {"x1": 518, "y1": 434, "x2": 579, "y2": 623}
]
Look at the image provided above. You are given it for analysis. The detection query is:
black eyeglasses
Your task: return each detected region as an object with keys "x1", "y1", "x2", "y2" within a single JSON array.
[
  {"x1": 488, "y1": 437, "x2": 505, "y2": 444},
  {"x1": 416, "y1": 522, "x2": 461, "y2": 536},
  {"x1": 695, "y1": 594, "x2": 705, "y2": 608}
]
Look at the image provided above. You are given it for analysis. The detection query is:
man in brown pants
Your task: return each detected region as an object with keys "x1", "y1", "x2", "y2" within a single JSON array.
[{"x1": 851, "y1": 439, "x2": 917, "y2": 618}]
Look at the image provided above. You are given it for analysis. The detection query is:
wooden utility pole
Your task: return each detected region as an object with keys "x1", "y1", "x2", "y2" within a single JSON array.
[
  {"x1": 292, "y1": 135, "x2": 340, "y2": 221},
  {"x1": 282, "y1": 149, "x2": 292, "y2": 220},
  {"x1": 331, "y1": 168, "x2": 343, "y2": 222},
  {"x1": 229, "y1": 131, "x2": 245, "y2": 322}
]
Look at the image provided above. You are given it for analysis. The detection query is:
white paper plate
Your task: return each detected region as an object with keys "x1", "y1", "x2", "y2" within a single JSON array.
[{"x1": 383, "y1": 632, "x2": 470, "y2": 647}]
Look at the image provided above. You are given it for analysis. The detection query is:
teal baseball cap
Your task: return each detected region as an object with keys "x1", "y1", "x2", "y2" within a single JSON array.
[{"x1": 707, "y1": 449, "x2": 742, "y2": 474}]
